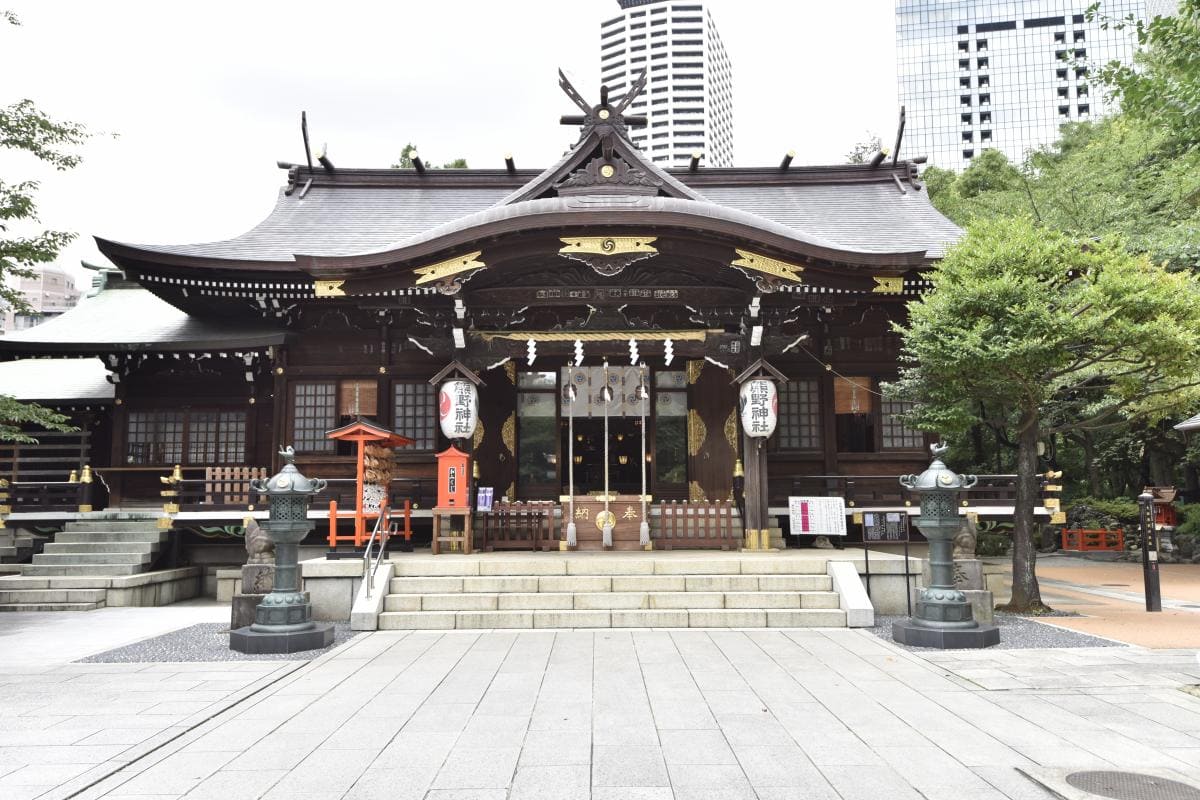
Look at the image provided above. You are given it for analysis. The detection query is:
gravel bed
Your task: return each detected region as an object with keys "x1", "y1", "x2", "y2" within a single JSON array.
[
  {"x1": 869, "y1": 613, "x2": 1124, "y2": 651},
  {"x1": 78, "y1": 622, "x2": 358, "y2": 663}
]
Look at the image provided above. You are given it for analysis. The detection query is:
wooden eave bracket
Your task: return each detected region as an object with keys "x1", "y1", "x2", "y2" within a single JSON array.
[
  {"x1": 732, "y1": 358, "x2": 789, "y2": 386},
  {"x1": 429, "y1": 359, "x2": 485, "y2": 387}
]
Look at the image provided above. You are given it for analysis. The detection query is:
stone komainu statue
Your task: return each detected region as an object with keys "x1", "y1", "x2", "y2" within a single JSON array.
[{"x1": 244, "y1": 517, "x2": 274, "y2": 565}]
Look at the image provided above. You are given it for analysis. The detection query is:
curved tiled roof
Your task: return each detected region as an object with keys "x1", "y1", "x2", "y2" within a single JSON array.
[
  {"x1": 0, "y1": 278, "x2": 287, "y2": 354},
  {"x1": 105, "y1": 170, "x2": 960, "y2": 267}
]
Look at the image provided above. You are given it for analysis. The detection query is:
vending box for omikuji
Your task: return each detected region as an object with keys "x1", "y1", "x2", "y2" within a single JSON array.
[{"x1": 436, "y1": 446, "x2": 471, "y2": 509}]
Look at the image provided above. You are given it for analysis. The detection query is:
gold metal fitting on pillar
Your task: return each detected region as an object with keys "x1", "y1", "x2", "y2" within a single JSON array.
[
  {"x1": 68, "y1": 470, "x2": 79, "y2": 484},
  {"x1": 733, "y1": 459, "x2": 744, "y2": 479},
  {"x1": 80, "y1": 465, "x2": 93, "y2": 484}
]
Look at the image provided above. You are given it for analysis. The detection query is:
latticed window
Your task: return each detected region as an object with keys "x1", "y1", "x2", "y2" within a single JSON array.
[
  {"x1": 394, "y1": 382, "x2": 435, "y2": 450},
  {"x1": 126, "y1": 410, "x2": 245, "y2": 465},
  {"x1": 776, "y1": 379, "x2": 821, "y2": 450},
  {"x1": 292, "y1": 382, "x2": 336, "y2": 453},
  {"x1": 881, "y1": 399, "x2": 924, "y2": 450},
  {"x1": 126, "y1": 412, "x2": 183, "y2": 465},
  {"x1": 187, "y1": 412, "x2": 247, "y2": 463}
]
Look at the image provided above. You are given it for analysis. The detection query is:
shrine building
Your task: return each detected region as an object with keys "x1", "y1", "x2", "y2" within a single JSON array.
[{"x1": 0, "y1": 72, "x2": 962, "y2": 551}]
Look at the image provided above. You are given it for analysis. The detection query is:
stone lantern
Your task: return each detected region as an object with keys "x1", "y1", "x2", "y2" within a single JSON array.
[
  {"x1": 230, "y1": 447, "x2": 335, "y2": 654},
  {"x1": 892, "y1": 443, "x2": 1000, "y2": 649}
]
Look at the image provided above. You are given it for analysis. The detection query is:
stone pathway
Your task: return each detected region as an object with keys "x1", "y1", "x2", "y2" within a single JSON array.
[{"x1": 50, "y1": 628, "x2": 1200, "y2": 800}]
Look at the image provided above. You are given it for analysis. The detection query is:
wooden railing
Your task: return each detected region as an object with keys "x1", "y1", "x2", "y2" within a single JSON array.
[
  {"x1": 654, "y1": 500, "x2": 739, "y2": 550},
  {"x1": 0, "y1": 431, "x2": 91, "y2": 483},
  {"x1": 772, "y1": 474, "x2": 1019, "y2": 508},
  {"x1": 6, "y1": 480, "x2": 89, "y2": 513},
  {"x1": 1062, "y1": 528, "x2": 1125, "y2": 552},
  {"x1": 478, "y1": 501, "x2": 556, "y2": 551},
  {"x1": 166, "y1": 475, "x2": 435, "y2": 512}
]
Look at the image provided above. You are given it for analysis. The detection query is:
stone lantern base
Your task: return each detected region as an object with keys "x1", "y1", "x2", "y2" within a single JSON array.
[
  {"x1": 230, "y1": 622, "x2": 334, "y2": 654},
  {"x1": 892, "y1": 620, "x2": 1000, "y2": 649}
]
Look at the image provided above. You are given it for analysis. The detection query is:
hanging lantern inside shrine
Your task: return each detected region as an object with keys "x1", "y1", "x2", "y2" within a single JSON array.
[
  {"x1": 439, "y1": 380, "x2": 478, "y2": 441},
  {"x1": 739, "y1": 378, "x2": 778, "y2": 438}
]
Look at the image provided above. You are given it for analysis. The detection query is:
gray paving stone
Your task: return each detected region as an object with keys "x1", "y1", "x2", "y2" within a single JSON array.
[
  {"x1": 185, "y1": 768, "x2": 289, "y2": 800},
  {"x1": 733, "y1": 745, "x2": 839, "y2": 794},
  {"x1": 591, "y1": 789, "x2": 674, "y2": 800},
  {"x1": 508, "y1": 764, "x2": 590, "y2": 800},
  {"x1": 659, "y1": 729, "x2": 738, "y2": 764},
  {"x1": 592, "y1": 745, "x2": 670, "y2": 787},
  {"x1": 431, "y1": 745, "x2": 521, "y2": 789},
  {"x1": 667, "y1": 762, "x2": 755, "y2": 790}
]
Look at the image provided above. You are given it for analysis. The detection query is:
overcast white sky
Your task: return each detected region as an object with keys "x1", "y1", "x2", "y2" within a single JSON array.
[{"x1": 2, "y1": 0, "x2": 899, "y2": 285}]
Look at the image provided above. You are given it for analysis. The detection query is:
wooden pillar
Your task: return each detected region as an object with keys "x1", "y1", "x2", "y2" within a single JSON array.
[
  {"x1": 741, "y1": 432, "x2": 770, "y2": 547},
  {"x1": 271, "y1": 347, "x2": 288, "y2": 472}
]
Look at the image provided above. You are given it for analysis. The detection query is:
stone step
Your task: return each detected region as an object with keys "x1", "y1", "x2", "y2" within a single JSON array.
[
  {"x1": 384, "y1": 590, "x2": 842, "y2": 613},
  {"x1": 0, "y1": 588, "x2": 107, "y2": 604},
  {"x1": 33, "y1": 552, "x2": 152, "y2": 566},
  {"x1": 387, "y1": 573, "x2": 833, "y2": 594},
  {"x1": 63, "y1": 520, "x2": 161, "y2": 532},
  {"x1": 53, "y1": 531, "x2": 167, "y2": 544},
  {"x1": 0, "y1": 576, "x2": 111, "y2": 589},
  {"x1": 377, "y1": 607, "x2": 847, "y2": 630},
  {"x1": 0, "y1": 601, "x2": 105, "y2": 612},
  {"x1": 42, "y1": 542, "x2": 158, "y2": 555},
  {"x1": 388, "y1": 558, "x2": 829, "y2": 578},
  {"x1": 20, "y1": 564, "x2": 143, "y2": 577}
]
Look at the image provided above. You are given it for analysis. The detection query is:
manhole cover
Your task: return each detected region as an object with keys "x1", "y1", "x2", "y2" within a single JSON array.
[{"x1": 1066, "y1": 771, "x2": 1200, "y2": 800}]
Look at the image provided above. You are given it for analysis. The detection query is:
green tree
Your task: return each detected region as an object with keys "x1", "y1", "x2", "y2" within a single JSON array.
[
  {"x1": 1, "y1": 12, "x2": 84, "y2": 442},
  {"x1": 889, "y1": 217, "x2": 1200, "y2": 612},
  {"x1": 1091, "y1": 0, "x2": 1200, "y2": 148},
  {"x1": 391, "y1": 142, "x2": 468, "y2": 169},
  {"x1": 846, "y1": 133, "x2": 882, "y2": 164}
]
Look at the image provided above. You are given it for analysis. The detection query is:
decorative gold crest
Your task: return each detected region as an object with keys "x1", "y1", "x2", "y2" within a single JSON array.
[
  {"x1": 314, "y1": 280, "x2": 346, "y2": 297},
  {"x1": 872, "y1": 276, "x2": 904, "y2": 294},
  {"x1": 559, "y1": 237, "x2": 657, "y2": 256},
  {"x1": 730, "y1": 249, "x2": 805, "y2": 285},
  {"x1": 412, "y1": 251, "x2": 486, "y2": 285}
]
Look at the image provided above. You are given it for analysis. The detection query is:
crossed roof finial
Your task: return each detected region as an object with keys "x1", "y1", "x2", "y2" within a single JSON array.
[{"x1": 558, "y1": 69, "x2": 648, "y2": 148}]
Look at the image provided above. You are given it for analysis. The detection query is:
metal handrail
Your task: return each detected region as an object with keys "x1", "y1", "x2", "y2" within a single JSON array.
[{"x1": 362, "y1": 507, "x2": 390, "y2": 600}]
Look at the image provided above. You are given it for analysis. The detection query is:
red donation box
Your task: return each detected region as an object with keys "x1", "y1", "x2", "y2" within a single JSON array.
[{"x1": 437, "y1": 446, "x2": 471, "y2": 509}]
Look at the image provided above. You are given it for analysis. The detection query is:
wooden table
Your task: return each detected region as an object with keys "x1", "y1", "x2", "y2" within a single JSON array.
[{"x1": 431, "y1": 506, "x2": 473, "y2": 555}]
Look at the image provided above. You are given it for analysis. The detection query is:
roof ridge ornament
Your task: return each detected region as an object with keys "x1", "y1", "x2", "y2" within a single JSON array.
[{"x1": 558, "y1": 69, "x2": 648, "y2": 150}]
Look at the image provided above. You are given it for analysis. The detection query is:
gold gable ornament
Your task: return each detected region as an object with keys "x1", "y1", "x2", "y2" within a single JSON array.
[
  {"x1": 558, "y1": 237, "x2": 658, "y2": 277},
  {"x1": 313, "y1": 280, "x2": 346, "y2": 298},
  {"x1": 872, "y1": 276, "x2": 904, "y2": 294},
  {"x1": 730, "y1": 249, "x2": 805, "y2": 293},
  {"x1": 412, "y1": 251, "x2": 487, "y2": 295}
]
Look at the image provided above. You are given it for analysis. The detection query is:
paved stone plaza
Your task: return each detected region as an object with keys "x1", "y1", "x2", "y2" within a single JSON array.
[{"x1": 4, "y1": 612, "x2": 1200, "y2": 800}]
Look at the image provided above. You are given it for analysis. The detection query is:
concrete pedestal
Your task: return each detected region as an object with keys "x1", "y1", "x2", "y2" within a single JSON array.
[
  {"x1": 892, "y1": 620, "x2": 1000, "y2": 649},
  {"x1": 229, "y1": 622, "x2": 334, "y2": 654}
]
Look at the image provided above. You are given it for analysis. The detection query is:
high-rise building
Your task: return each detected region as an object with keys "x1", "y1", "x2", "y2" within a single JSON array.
[
  {"x1": 897, "y1": 0, "x2": 1170, "y2": 171},
  {"x1": 600, "y1": 0, "x2": 733, "y2": 167},
  {"x1": 1, "y1": 265, "x2": 81, "y2": 334}
]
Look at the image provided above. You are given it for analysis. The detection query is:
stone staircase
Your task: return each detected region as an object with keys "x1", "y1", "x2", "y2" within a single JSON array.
[
  {"x1": 0, "y1": 527, "x2": 48, "y2": 563},
  {"x1": 0, "y1": 519, "x2": 194, "y2": 612},
  {"x1": 25, "y1": 520, "x2": 167, "y2": 577},
  {"x1": 378, "y1": 555, "x2": 848, "y2": 630}
]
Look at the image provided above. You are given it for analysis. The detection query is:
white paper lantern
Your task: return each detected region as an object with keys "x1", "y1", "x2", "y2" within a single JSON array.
[
  {"x1": 439, "y1": 380, "x2": 478, "y2": 440},
  {"x1": 739, "y1": 378, "x2": 778, "y2": 439}
]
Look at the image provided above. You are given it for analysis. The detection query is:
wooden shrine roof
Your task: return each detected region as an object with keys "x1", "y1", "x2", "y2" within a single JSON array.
[
  {"x1": 96, "y1": 163, "x2": 961, "y2": 272},
  {"x1": 0, "y1": 274, "x2": 289, "y2": 355}
]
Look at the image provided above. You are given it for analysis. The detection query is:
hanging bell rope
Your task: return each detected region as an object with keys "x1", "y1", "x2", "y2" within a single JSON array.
[
  {"x1": 602, "y1": 359, "x2": 613, "y2": 549},
  {"x1": 638, "y1": 363, "x2": 650, "y2": 548},
  {"x1": 566, "y1": 375, "x2": 577, "y2": 548}
]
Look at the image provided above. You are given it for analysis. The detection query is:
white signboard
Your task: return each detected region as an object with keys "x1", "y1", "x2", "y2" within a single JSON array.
[{"x1": 788, "y1": 496, "x2": 848, "y2": 537}]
